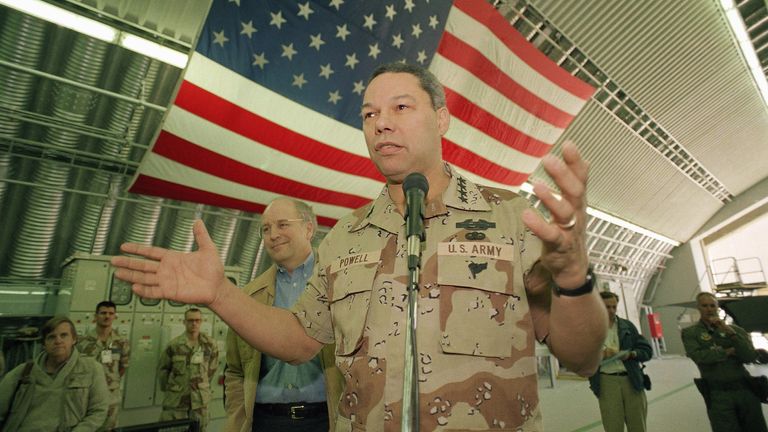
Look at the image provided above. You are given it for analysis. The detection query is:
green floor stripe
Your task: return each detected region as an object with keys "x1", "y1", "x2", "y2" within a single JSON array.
[{"x1": 568, "y1": 382, "x2": 696, "y2": 432}]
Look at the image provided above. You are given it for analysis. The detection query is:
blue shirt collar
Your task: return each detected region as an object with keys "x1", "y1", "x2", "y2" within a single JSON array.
[{"x1": 276, "y1": 251, "x2": 314, "y2": 279}]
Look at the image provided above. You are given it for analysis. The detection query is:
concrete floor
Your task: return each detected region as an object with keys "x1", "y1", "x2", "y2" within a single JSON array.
[
  {"x1": 540, "y1": 355, "x2": 768, "y2": 432},
  {"x1": 206, "y1": 355, "x2": 768, "y2": 431}
]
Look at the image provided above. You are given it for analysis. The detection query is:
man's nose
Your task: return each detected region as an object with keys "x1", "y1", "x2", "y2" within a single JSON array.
[{"x1": 375, "y1": 111, "x2": 393, "y2": 134}]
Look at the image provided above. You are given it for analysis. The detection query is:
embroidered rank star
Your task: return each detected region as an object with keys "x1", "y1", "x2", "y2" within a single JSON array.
[{"x1": 457, "y1": 177, "x2": 468, "y2": 203}]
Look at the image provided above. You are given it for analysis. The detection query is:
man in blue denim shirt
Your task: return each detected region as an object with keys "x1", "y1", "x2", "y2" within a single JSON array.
[
  {"x1": 589, "y1": 291, "x2": 653, "y2": 432},
  {"x1": 224, "y1": 198, "x2": 342, "y2": 432}
]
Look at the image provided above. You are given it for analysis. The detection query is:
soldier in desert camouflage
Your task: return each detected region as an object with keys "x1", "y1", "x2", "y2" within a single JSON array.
[
  {"x1": 78, "y1": 300, "x2": 131, "y2": 431},
  {"x1": 158, "y1": 308, "x2": 219, "y2": 432},
  {"x1": 113, "y1": 62, "x2": 607, "y2": 431}
]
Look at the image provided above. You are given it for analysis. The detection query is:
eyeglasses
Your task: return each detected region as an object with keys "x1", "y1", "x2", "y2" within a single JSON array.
[{"x1": 260, "y1": 218, "x2": 304, "y2": 236}]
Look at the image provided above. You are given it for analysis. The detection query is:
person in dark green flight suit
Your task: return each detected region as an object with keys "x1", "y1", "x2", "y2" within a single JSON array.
[{"x1": 682, "y1": 292, "x2": 766, "y2": 432}]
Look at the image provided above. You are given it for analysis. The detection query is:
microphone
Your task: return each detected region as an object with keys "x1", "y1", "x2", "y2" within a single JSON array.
[
  {"x1": 401, "y1": 172, "x2": 429, "y2": 432},
  {"x1": 403, "y1": 173, "x2": 429, "y2": 270}
]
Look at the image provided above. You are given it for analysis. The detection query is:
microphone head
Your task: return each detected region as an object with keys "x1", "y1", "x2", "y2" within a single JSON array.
[{"x1": 403, "y1": 172, "x2": 429, "y2": 195}]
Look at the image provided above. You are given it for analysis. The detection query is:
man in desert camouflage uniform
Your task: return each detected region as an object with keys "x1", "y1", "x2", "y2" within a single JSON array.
[
  {"x1": 113, "y1": 62, "x2": 607, "y2": 431},
  {"x1": 78, "y1": 300, "x2": 131, "y2": 431},
  {"x1": 158, "y1": 308, "x2": 219, "y2": 431}
]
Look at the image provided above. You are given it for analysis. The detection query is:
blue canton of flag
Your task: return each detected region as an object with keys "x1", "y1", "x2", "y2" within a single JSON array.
[{"x1": 198, "y1": 0, "x2": 453, "y2": 127}]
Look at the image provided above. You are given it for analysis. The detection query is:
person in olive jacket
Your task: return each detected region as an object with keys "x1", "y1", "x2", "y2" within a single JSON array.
[{"x1": 0, "y1": 316, "x2": 108, "y2": 432}]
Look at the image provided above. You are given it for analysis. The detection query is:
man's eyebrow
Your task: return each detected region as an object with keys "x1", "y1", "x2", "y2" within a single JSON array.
[{"x1": 361, "y1": 94, "x2": 417, "y2": 110}]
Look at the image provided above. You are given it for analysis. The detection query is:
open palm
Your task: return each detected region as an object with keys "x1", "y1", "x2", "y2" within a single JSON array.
[{"x1": 111, "y1": 220, "x2": 226, "y2": 306}]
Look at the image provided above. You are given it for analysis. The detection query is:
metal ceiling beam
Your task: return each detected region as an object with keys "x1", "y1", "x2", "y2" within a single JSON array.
[{"x1": 494, "y1": 0, "x2": 734, "y2": 203}]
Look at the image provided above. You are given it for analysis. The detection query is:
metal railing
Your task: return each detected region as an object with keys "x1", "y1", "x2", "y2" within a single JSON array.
[{"x1": 710, "y1": 256, "x2": 767, "y2": 295}]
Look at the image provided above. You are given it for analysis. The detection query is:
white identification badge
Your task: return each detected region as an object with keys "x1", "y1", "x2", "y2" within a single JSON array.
[
  {"x1": 191, "y1": 351, "x2": 204, "y2": 364},
  {"x1": 100, "y1": 349, "x2": 113, "y2": 364}
]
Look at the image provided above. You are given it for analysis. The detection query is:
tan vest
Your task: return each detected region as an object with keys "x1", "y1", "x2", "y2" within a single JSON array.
[{"x1": 223, "y1": 265, "x2": 344, "y2": 432}]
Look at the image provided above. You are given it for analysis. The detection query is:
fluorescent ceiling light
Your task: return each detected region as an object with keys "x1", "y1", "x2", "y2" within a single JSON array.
[
  {"x1": 120, "y1": 33, "x2": 189, "y2": 69},
  {"x1": 521, "y1": 181, "x2": 680, "y2": 246},
  {"x1": 0, "y1": 289, "x2": 49, "y2": 295},
  {"x1": 720, "y1": 0, "x2": 768, "y2": 109},
  {"x1": 0, "y1": 290, "x2": 28, "y2": 295},
  {"x1": 0, "y1": 0, "x2": 188, "y2": 68},
  {"x1": 0, "y1": 0, "x2": 117, "y2": 42},
  {"x1": 587, "y1": 206, "x2": 680, "y2": 246}
]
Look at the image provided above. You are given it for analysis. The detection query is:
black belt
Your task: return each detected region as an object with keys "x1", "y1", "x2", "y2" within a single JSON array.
[
  {"x1": 602, "y1": 371, "x2": 628, "y2": 376},
  {"x1": 254, "y1": 402, "x2": 327, "y2": 420}
]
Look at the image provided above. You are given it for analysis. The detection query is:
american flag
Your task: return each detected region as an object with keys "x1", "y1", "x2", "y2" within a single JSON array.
[{"x1": 129, "y1": 0, "x2": 595, "y2": 227}]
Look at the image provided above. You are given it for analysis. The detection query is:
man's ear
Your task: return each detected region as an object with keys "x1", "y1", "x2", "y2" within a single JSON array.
[
  {"x1": 305, "y1": 221, "x2": 315, "y2": 241},
  {"x1": 437, "y1": 106, "x2": 450, "y2": 136}
]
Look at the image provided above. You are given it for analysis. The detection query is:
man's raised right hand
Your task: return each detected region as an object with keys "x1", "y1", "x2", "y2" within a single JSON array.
[{"x1": 110, "y1": 219, "x2": 228, "y2": 307}]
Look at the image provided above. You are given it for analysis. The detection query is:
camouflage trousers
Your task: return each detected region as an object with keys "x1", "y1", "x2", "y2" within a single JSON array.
[
  {"x1": 97, "y1": 402, "x2": 120, "y2": 431},
  {"x1": 161, "y1": 406, "x2": 209, "y2": 432}
]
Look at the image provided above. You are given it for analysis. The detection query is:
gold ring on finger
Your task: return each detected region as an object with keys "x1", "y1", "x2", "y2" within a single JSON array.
[{"x1": 556, "y1": 216, "x2": 577, "y2": 230}]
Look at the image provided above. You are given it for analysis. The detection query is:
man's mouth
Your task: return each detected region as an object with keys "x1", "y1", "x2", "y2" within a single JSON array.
[{"x1": 375, "y1": 142, "x2": 402, "y2": 154}]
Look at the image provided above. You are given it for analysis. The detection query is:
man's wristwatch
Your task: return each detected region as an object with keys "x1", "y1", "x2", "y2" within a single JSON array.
[{"x1": 553, "y1": 267, "x2": 595, "y2": 297}]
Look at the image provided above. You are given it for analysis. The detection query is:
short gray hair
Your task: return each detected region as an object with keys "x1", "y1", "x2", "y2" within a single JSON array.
[
  {"x1": 696, "y1": 291, "x2": 717, "y2": 304},
  {"x1": 368, "y1": 62, "x2": 446, "y2": 110},
  {"x1": 266, "y1": 197, "x2": 317, "y2": 239}
]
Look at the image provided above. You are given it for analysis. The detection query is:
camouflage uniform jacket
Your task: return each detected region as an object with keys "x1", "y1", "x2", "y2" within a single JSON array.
[
  {"x1": 78, "y1": 328, "x2": 130, "y2": 399},
  {"x1": 159, "y1": 332, "x2": 219, "y2": 410},
  {"x1": 0, "y1": 349, "x2": 109, "y2": 432},
  {"x1": 292, "y1": 165, "x2": 546, "y2": 432},
  {"x1": 224, "y1": 264, "x2": 345, "y2": 432},
  {"x1": 682, "y1": 320, "x2": 757, "y2": 383}
]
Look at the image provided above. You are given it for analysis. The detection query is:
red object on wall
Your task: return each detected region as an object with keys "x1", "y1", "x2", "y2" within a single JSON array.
[{"x1": 648, "y1": 313, "x2": 663, "y2": 338}]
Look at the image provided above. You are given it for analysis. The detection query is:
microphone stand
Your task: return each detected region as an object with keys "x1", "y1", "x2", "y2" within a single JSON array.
[{"x1": 401, "y1": 173, "x2": 428, "y2": 432}]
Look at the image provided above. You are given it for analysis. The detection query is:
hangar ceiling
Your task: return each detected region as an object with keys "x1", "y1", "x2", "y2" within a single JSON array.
[{"x1": 0, "y1": 0, "x2": 766, "y2": 303}]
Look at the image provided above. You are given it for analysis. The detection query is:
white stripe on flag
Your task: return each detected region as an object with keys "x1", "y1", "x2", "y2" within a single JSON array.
[
  {"x1": 138, "y1": 153, "x2": 355, "y2": 219},
  {"x1": 444, "y1": 116, "x2": 543, "y2": 174},
  {"x1": 184, "y1": 54, "x2": 369, "y2": 158},
  {"x1": 163, "y1": 107, "x2": 382, "y2": 199},
  {"x1": 431, "y1": 54, "x2": 566, "y2": 145},
  {"x1": 445, "y1": 5, "x2": 589, "y2": 114}
]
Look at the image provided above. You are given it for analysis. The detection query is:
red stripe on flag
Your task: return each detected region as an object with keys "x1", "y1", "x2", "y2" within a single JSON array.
[
  {"x1": 442, "y1": 138, "x2": 530, "y2": 186},
  {"x1": 174, "y1": 81, "x2": 383, "y2": 182},
  {"x1": 453, "y1": 0, "x2": 595, "y2": 100},
  {"x1": 438, "y1": 32, "x2": 574, "y2": 130},
  {"x1": 152, "y1": 130, "x2": 371, "y2": 209},
  {"x1": 443, "y1": 87, "x2": 552, "y2": 157},
  {"x1": 131, "y1": 174, "x2": 340, "y2": 227}
]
